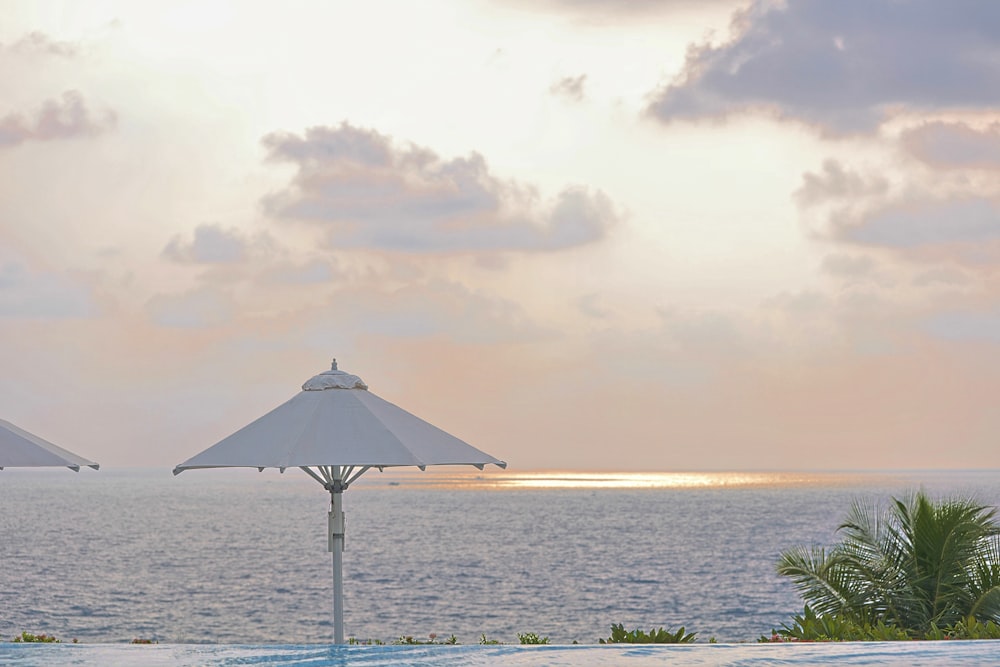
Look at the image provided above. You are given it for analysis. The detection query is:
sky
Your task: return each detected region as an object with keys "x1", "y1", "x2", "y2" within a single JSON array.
[{"x1": 2, "y1": 0, "x2": 1000, "y2": 472}]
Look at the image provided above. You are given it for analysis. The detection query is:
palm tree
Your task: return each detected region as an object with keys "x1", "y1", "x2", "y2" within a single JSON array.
[{"x1": 777, "y1": 490, "x2": 1000, "y2": 634}]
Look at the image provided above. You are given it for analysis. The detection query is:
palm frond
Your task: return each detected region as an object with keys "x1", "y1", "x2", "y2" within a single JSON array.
[
  {"x1": 777, "y1": 546, "x2": 856, "y2": 618},
  {"x1": 777, "y1": 489, "x2": 1000, "y2": 634},
  {"x1": 967, "y1": 535, "x2": 1000, "y2": 622}
]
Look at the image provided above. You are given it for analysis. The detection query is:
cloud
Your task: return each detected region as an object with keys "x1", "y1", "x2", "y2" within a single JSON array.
[
  {"x1": 0, "y1": 260, "x2": 96, "y2": 319},
  {"x1": 796, "y1": 155, "x2": 1000, "y2": 264},
  {"x1": 794, "y1": 159, "x2": 893, "y2": 245},
  {"x1": 0, "y1": 90, "x2": 117, "y2": 148},
  {"x1": 497, "y1": 0, "x2": 745, "y2": 19},
  {"x1": 901, "y1": 121, "x2": 1000, "y2": 170},
  {"x1": 795, "y1": 159, "x2": 889, "y2": 207},
  {"x1": 657, "y1": 306, "x2": 748, "y2": 354},
  {"x1": 2, "y1": 31, "x2": 80, "y2": 58},
  {"x1": 912, "y1": 267, "x2": 969, "y2": 287},
  {"x1": 261, "y1": 123, "x2": 618, "y2": 252},
  {"x1": 820, "y1": 253, "x2": 876, "y2": 278},
  {"x1": 550, "y1": 74, "x2": 587, "y2": 102},
  {"x1": 648, "y1": 0, "x2": 1000, "y2": 133},
  {"x1": 922, "y1": 310, "x2": 1000, "y2": 342},
  {"x1": 163, "y1": 224, "x2": 262, "y2": 264},
  {"x1": 839, "y1": 198, "x2": 1000, "y2": 250},
  {"x1": 258, "y1": 259, "x2": 337, "y2": 286}
]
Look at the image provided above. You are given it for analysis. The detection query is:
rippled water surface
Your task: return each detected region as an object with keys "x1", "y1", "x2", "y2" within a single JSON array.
[
  {"x1": 1, "y1": 469, "x2": 998, "y2": 645},
  {"x1": 4, "y1": 642, "x2": 1000, "y2": 667}
]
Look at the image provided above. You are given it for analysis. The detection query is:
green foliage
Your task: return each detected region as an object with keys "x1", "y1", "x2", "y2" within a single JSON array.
[
  {"x1": 12, "y1": 632, "x2": 63, "y2": 643},
  {"x1": 599, "y1": 623, "x2": 697, "y2": 644},
  {"x1": 479, "y1": 633, "x2": 501, "y2": 645},
  {"x1": 347, "y1": 637, "x2": 385, "y2": 645},
  {"x1": 763, "y1": 607, "x2": 1000, "y2": 642},
  {"x1": 517, "y1": 632, "x2": 549, "y2": 644},
  {"x1": 392, "y1": 633, "x2": 458, "y2": 645},
  {"x1": 761, "y1": 606, "x2": 911, "y2": 642},
  {"x1": 777, "y1": 491, "x2": 1000, "y2": 635},
  {"x1": 926, "y1": 617, "x2": 1000, "y2": 640}
]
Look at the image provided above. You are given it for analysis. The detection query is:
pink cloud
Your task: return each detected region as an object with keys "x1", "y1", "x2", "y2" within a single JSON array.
[
  {"x1": 261, "y1": 123, "x2": 618, "y2": 253},
  {"x1": 0, "y1": 91, "x2": 117, "y2": 148}
]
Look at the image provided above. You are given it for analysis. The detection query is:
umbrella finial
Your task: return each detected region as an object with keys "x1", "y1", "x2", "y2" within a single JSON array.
[{"x1": 331, "y1": 358, "x2": 338, "y2": 371}]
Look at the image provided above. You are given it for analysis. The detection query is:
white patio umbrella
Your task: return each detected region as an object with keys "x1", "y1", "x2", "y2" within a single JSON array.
[
  {"x1": 0, "y1": 418, "x2": 99, "y2": 471},
  {"x1": 173, "y1": 359, "x2": 506, "y2": 643}
]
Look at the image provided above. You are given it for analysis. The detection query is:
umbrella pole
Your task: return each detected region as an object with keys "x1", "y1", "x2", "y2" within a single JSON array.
[{"x1": 328, "y1": 467, "x2": 346, "y2": 644}]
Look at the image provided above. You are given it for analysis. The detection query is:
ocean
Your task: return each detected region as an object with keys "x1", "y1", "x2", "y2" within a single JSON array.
[{"x1": 2, "y1": 468, "x2": 999, "y2": 646}]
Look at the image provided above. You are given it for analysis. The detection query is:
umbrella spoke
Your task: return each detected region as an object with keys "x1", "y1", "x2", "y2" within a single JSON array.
[
  {"x1": 344, "y1": 466, "x2": 371, "y2": 487},
  {"x1": 299, "y1": 466, "x2": 327, "y2": 487}
]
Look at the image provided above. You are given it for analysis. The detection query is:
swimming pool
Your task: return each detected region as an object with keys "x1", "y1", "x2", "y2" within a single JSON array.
[{"x1": 2, "y1": 641, "x2": 998, "y2": 666}]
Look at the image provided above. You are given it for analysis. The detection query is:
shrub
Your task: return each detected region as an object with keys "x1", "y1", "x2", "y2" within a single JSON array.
[
  {"x1": 763, "y1": 607, "x2": 1000, "y2": 642},
  {"x1": 12, "y1": 632, "x2": 62, "y2": 643},
  {"x1": 761, "y1": 606, "x2": 911, "y2": 642},
  {"x1": 392, "y1": 633, "x2": 458, "y2": 645},
  {"x1": 926, "y1": 617, "x2": 1000, "y2": 640},
  {"x1": 600, "y1": 623, "x2": 696, "y2": 644}
]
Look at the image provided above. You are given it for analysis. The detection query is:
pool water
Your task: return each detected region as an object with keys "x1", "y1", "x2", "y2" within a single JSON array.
[{"x1": 2, "y1": 641, "x2": 999, "y2": 666}]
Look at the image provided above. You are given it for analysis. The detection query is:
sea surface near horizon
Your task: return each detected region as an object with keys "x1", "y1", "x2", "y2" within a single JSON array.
[{"x1": 1, "y1": 468, "x2": 999, "y2": 646}]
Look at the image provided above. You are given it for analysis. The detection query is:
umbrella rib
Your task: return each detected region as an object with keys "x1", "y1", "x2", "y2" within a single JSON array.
[
  {"x1": 300, "y1": 466, "x2": 328, "y2": 487},
  {"x1": 344, "y1": 466, "x2": 371, "y2": 487},
  {"x1": 299, "y1": 465, "x2": 371, "y2": 489}
]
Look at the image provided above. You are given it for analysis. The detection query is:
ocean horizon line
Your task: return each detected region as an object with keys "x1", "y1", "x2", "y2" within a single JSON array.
[{"x1": 7, "y1": 466, "x2": 999, "y2": 491}]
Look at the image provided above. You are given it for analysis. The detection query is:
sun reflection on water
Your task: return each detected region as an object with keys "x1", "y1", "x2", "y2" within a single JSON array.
[
  {"x1": 497, "y1": 472, "x2": 779, "y2": 489},
  {"x1": 356, "y1": 470, "x2": 868, "y2": 490}
]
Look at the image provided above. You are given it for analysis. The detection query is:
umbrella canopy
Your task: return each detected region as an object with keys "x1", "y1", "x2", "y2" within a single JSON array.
[
  {"x1": 174, "y1": 365, "x2": 503, "y2": 472},
  {"x1": 174, "y1": 360, "x2": 506, "y2": 643},
  {"x1": 0, "y1": 418, "x2": 99, "y2": 471}
]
